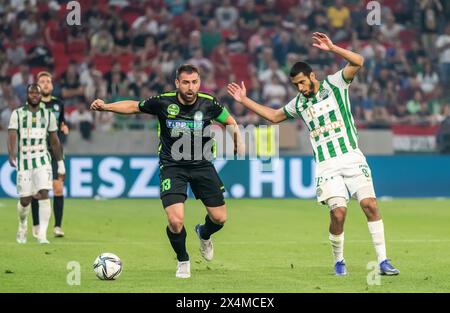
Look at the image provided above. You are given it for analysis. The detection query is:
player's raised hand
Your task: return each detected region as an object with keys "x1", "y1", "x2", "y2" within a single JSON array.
[
  {"x1": 312, "y1": 32, "x2": 334, "y2": 51},
  {"x1": 61, "y1": 122, "x2": 69, "y2": 135},
  {"x1": 227, "y1": 82, "x2": 247, "y2": 103},
  {"x1": 90, "y1": 99, "x2": 106, "y2": 111}
]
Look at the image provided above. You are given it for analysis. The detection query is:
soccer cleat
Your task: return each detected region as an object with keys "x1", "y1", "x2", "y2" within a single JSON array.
[
  {"x1": 54, "y1": 227, "x2": 65, "y2": 237},
  {"x1": 38, "y1": 238, "x2": 50, "y2": 244},
  {"x1": 334, "y1": 260, "x2": 347, "y2": 276},
  {"x1": 32, "y1": 225, "x2": 39, "y2": 239},
  {"x1": 195, "y1": 224, "x2": 214, "y2": 261},
  {"x1": 176, "y1": 261, "x2": 191, "y2": 278},
  {"x1": 379, "y1": 259, "x2": 400, "y2": 275}
]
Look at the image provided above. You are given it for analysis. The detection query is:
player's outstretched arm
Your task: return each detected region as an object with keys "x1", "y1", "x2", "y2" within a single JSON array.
[
  {"x1": 90, "y1": 99, "x2": 140, "y2": 114},
  {"x1": 7, "y1": 130, "x2": 17, "y2": 168},
  {"x1": 312, "y1": 32, "x2": 364, "y2": 81},
  {"x1": 227, "y1": 82, "x2": 287, "y2": 124}
]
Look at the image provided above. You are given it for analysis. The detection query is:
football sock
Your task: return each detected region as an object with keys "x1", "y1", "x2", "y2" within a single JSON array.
[
  {"x1": 31, "y1": 198, "x2": 39, "y2": 226},
  {"x1": 166, "y1": 226, "x2": 189, "y2": 262},
  {"x1": 17, "y1": 201, "x2": 30, "y2": 226},
  {"x1": 199, "y1": 215, "x2": 223, "y2": 240},
  {"x1": 329, "y1": 232, "x2": 344, "y2": 263},
  {"x1": 38, "y1": 199, "x2": 51, "y2": 240},
  {"x1": 368, "y1": 220, "x2": 387, "y2": 264},
  {"x1": 53, "y1": 196, "x2": 64, "y2": 227}
]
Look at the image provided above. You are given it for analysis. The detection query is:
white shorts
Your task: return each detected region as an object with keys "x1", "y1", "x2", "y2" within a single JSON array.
[
  {"x1": 315, "y1": 149, "x2": 376, "y2": 204},
  {"x1": 17, "y1": 164, "x2": 53, "y2": 198}
]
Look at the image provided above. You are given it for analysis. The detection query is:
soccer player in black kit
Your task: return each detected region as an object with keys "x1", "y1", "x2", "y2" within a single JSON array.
[
  {"x1": 31, "y1": 71, "x2": 69, "y2": 238},
  {"x1": 91, "y1": 64, "x2": 244, "y2": 278}
]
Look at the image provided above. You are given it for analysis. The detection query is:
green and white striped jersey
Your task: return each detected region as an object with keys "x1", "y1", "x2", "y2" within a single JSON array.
[
  {"x1": 8, "y1": 104, "x2": 58, "y2": 171},
  {"x1": 283, "y1": 69, "x2": 358, "y2": 163}
]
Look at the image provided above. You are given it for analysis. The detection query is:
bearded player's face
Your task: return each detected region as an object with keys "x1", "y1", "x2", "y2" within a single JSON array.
[
  {"x1": 290, "y1": 72, "x2": 315, "y2": 98},
  {"x1": 38, "y1": 76, "x2": 53, "y2": 97},
  {"x1": 176, "y1": 72, "x2": 201, "y2": 104}
]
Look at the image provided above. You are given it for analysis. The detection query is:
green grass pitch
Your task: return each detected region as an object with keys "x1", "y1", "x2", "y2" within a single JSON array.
[{"x1": 1, "y1": 198, "x2": 449, "y2": 293}]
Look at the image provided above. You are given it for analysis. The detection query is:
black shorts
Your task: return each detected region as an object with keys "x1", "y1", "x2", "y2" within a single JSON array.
[{"x1": 159, "y1": 164, "x2": 225, "y2": 201}]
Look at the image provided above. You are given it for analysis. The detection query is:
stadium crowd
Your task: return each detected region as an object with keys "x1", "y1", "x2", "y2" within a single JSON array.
[{"x1": 0, "y1": 0, "x2": 450, "y2": 137}]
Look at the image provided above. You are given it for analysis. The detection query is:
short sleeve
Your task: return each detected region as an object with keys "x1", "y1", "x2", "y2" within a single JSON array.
[
  {"x1": 138, "y1": 96, "x2": 161, "y2": 115},
  {"x1": 212, "y1": 98, "x2": 230, "y2": 123},
  {"x1": 283, "y1": 95, "x2": 301, "y2": 119},
  {"x1": 48, "y1": 110, "x2": 58, "y2": 132},
  {"x1": 327, "y1": 69, "x2": 352, "y2": 88},
  {"x1": 8, "y1": 110, "x2": 18, "y2": 130}
]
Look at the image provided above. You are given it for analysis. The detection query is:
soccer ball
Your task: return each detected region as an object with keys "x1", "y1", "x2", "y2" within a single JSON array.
[{"x1": 93, "y1": 253, "x2": 122, "y2": 280}]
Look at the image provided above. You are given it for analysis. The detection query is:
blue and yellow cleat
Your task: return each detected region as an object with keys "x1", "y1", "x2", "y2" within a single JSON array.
[
  {"x1": 334, "y1": 260, "x2": 347, "y2": 276},
  {"x1": 379, "y1": 259, "x2": 400, "y2": 275}
]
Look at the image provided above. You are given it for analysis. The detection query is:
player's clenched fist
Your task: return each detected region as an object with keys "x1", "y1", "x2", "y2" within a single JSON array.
[{"x1": 90, "y1": 99, "x2": 106, "y2": 111}]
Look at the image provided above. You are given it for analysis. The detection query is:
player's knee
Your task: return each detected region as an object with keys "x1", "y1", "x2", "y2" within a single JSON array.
[
  {"x1": 168, "y1": 218, "x2": 184, "y2": 234},
  {"x1": 360, "y1": 197, "x2": 380, "y2": 220},
  {"x1": 38, "y1": 190, "x2": 49, "y2": 199},
  {"x1": 53, "y1": 181, "x2": 64, "y2": 196},
  {"x1": 20, "y1": 198, "x2": 31, "y2": 207},
  {"x1": 209, "y1": 211, "x2": 227, "y2": 225},
  {"x1": 330, "y1": 208, "x2": 346, "y2": 223}
]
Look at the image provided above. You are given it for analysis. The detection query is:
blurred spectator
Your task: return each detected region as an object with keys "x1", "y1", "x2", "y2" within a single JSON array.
[
  {"x1": 215, "y1": 0, "x2": 239, "y2": 30},
  {"x1": 258, "y1": 60, "x2": 288, "y2": 84},
  {"x1": 131, "y1": 7, "x2": 159, "y2": 36},
  {"x1": 259, "y1": 0, "x2": 280, "y2": 28},
  {"x1": 201, "y1": 20, "x2": 222, "y2": 57},
  {"x1": 69, "y1": 103, "x2": 94, "y2": 141},
  {"x1": 113, "y1": 28, "x2": 132, "y2": 55},
  {"x1": 239, "y1": 0, "x2": 259, "y2": 41},
  {"x1": 19, "y1": 10, "x2": 39, "y2": 41},
  {"x1": 420, "y1": 0, "x2": 443, "y2": 58},
  {"x1": 197, "y1": 2, "x2": 215, "y2": 27},
  {"x1": 380, "y1": 13, "x2": 404, "y2": 43},
  {"x1": 95, "y1": 109, "x2": 115, "y2": 132},
  {"x1": 262, "y1": 75, "x2": 287, "y2": 108},
  {"x1": 6, "y1": 40, "x2": 26, "y2": 66},
  {"x1": 90, "y1": 27, "x2": 114, "y2": 55},
  {"x1": 436, "y1": 23, "x2": 450, "y2": 87},
  {"x1": 0, "y1": 97, "x2": 18, "y2": 130},
  {"x1": 326, "y1": 0, "x2": 349, "y2": 30},
  {"x1": 416, "y1": 61, "x2": 440, "y2": 94},
  {"x1": 61, "y1": 62, "x2": 85, "y2": 107},
  {"x1": 84, "y1": 70, "x2": 107, "y2": 104},
  {"x1": 11, "y1": 63, "x2": 33, "y2": 102},
  {"x1": 27, "y1": 38, "x2": 54, "y2": 68},
  {"x1": 407, "y1": 90, "x2": 425, "y2": 115}
]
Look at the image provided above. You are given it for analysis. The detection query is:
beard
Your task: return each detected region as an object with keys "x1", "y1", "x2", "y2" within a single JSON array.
[
  {"x1": 179, "y1": 91, "x2": 196, "y2": 103},
  {"x1": 303, "y1": 81, "x2": 315, "y2": 98},
  {"x1": 42, "y1": 91, "x2": 51, "y2": 97}
]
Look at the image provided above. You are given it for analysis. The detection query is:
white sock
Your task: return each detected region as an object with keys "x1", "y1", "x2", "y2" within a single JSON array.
[
  {"x1": 329, "y1": 232, "x2": 344, "y2": 263},
  {"x1": 38, "y1": 199, "x2": 52, "y2": 240},
  {"x1": 368, "y1": 220, "x2": 387, "y2": 264},
  {"x1": 17, "y1": 201, "x2": 30, "y2": 229}
]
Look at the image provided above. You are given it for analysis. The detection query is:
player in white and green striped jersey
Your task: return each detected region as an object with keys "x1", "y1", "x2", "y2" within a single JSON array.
[
  {"x1": 7, "y1": 84, "x2": 65, "y2": 244},
  {"x1": 227, "y1": 32, "x2": 399, "y2": 276}
]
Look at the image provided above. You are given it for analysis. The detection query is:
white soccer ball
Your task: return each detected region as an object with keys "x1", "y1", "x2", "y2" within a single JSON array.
[{"x1": 93, "y1": 253, "x2": 122, "y2": 280}]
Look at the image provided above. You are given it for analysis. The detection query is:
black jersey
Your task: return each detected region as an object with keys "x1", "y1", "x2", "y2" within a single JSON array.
[
  {"x1": 138, "y1": 91, "x2": 230, "y2": 167},
  {"x1": 40, "y1": 96, "x2": 65, "y2": 151}
]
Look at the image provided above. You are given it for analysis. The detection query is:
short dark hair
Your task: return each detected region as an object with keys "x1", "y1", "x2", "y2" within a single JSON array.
[
  {"x1": 27, "y1": 83, "x2": 42, "y2": 93},
  {"x1": 176, "y1": 64, "x2": 200, "y2": 79},
  {"x1": 289, "y1": 61, "x2": 313, "y2": 78}
]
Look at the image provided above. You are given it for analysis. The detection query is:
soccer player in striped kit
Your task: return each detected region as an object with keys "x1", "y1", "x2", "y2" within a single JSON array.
[
  {"x1": 7, "y1": 84, "x2": 65, "y2": 244},
  {"x1": 227, "y1": 32, "x2": 399, "y2": 276}
]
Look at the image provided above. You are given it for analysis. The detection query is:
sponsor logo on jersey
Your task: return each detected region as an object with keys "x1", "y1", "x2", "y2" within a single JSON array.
[
  {"x1": 310, "y1": 120, "x2": 344, "y2": 138},
  {"x1": 166, "y1": 119, "x2": 203, "y2": 130}
]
